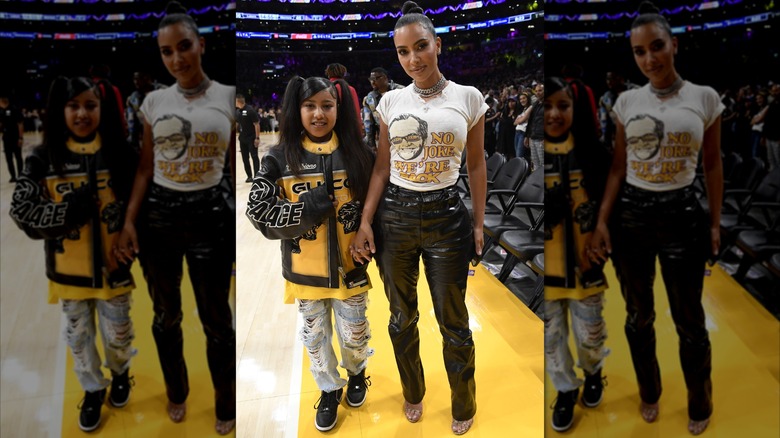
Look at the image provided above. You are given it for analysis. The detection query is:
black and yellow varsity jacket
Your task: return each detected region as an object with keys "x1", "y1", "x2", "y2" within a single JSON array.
[
  {"x1": 9, "y1": 136, "x2": 134, "y2": 303},
  {"x1": 245, "y1": 133, "x2": 371, "y2": 303},
  {"x1": 544, "y1": 133, "x2": 607, "y2": 301}
]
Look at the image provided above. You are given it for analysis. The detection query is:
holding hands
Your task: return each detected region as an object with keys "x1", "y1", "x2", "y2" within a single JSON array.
[{"x1": 350, "y1": 222, "x2": 375, "y2": 264}]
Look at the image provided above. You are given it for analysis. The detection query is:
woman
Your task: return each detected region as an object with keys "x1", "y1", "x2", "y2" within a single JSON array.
[
  {"x1": 497, "y1": 96, "x2": 518, "y2": 158},
  {"x1": 115, "y1": 1, "x2": 236, "y2": 434},
  {"x1": 351, "y1": 1, "x2": 487, "y2": 435},
  {"x1": 589, "y1": 2, "x2": 723, "y2": 435},
  {"x1": 514, "y1": 92, "x2": 533, "y2": 160}
]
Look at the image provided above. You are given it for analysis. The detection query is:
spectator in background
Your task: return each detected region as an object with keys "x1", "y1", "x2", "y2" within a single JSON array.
[
  {"x1": 514, "y1": 92, "x2": 533, "y2": 160},
  {"x1": 599, "y1": 71, "x2": 637, "y2": 153},
  {"x1": 325, "y1": 63, "x2": 364, "y2": 137},
  {"x1": 235, "y1": 93, "x2": 260, "y2": 183},
  {"x1": 762, "y1": 83, "x2": 780, "y2": 170},
  {"x1": 484, "y1": 96, "x2": 500, "y2": 155},
  {"x1": 126, "y1": 71, "x2": 166, "y2": 153},
  {"x1": 363, "y1": 67, "x2": 405, "y2": 149},
  {"x1": 0, "y1": 94, "x2": 24, "y2": 182},
  {"x1": 749, "y1": 91, "x2": 768, "y2": 159},
  {"x1": 525, "y1": 82, "x2": 545, "y2": 170},
  {"x1": 498, "y1": 96, "x2": 519, "y2": 158}
]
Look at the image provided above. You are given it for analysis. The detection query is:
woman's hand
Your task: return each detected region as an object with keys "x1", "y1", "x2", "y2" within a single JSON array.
[
  {"x1": 473, "y1": 225, "x2": 484, "y2": 261},
  {"x1": 710, "y1": 226, "x2": 721, "y2": 263},
  {"x1": 114, "y1": 222, "x2": 139, "y2": 265},
  {"x1": 350, "y1": 222, "x2": 375, "y2": 264},
  {"x1": 588, "y1": 221, "x2": 612, "y2": 264}
]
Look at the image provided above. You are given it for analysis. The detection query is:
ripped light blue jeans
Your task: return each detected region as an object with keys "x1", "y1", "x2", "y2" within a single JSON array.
[
  {"x1": 544, "y1": 292, "x2": 609, "y2": 392},
  {"x1": 297, "y1": 292, "x2": 373, "y2": 392},
  {"x1": 61, "y1": 293, "x2": 137, "y2": 393}
]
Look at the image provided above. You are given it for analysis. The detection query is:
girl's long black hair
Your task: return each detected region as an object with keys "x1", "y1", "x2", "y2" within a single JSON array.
[
  {"x1": 44, "y1": 76, "x2": 137, "y2": 202},
  {"x1": 546, "y1": 76, "x2": 610, "y2": 202},
  {"x1": 277, "y1": 76, "x2": 374, "y2": 203}
]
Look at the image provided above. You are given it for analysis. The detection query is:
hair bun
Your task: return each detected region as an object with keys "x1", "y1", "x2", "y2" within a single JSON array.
[
  {"x1": 165, "y1": 1, "x2": 187, "y2": 15},
  {"x1": 638, "y1": 1, "x2": 660, "y2": 15},
  {"x1": 401, "y1": 1, "x2": 424, "y2": 15}
]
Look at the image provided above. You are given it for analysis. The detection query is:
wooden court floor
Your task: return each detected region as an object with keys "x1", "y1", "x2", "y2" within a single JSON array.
[
  {"x1": 1, "y1": 133, "x2": 236, "y2": 437},
  {"x1": 2, "y1": 132, "x2": 778, "y2": 437},
  {"x1": 542, "y1": 262, "x2": 780, "y2": 437}
]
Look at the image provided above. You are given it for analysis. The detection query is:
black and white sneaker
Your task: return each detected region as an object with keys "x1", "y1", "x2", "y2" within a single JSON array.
[
  {"x1": 582, "y1": 369, "x2": 606, "y2": 408},
  {"x1": 551, "y1": 388, "x2": 579, "y2": 432},
  {"x1": 314, "y1": 388, "x2": 343, "y2": 432},
  {"x1": 109, "y1": 369, "x2": 133, "y2": 408},
  {"x1": 346, "y1": 370, "x2": 371, "y2": 407},
  {"x1": 78, "y1": 388, "x2": 106, "y2": 432}
]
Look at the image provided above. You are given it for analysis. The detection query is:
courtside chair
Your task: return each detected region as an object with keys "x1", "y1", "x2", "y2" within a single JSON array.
[
  {"x1": 458, "y1": 152, "x2": 506, "y2": 199},
  {"x1": 462, "y1": 156, "x2": 530, "y2": 215},
  {"x1": 481, "y1": 168, "x2": 544, "y2": 258}
]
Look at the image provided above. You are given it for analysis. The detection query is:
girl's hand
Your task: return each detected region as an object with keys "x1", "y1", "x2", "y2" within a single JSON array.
[
  {"x1": 114, "y1": 222, "x2": 139, "y2": 265},
  {"x1": 350, "y1": 222, "x2": 375, "y2": 264},
  {"x1": 588, "y1": 221, "x2": 612, "y2": 264}
]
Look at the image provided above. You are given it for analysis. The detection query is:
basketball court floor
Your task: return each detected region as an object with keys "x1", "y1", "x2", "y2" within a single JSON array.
[{"x1": 1, "y1": 132, "x2": 777, "y2": 437}]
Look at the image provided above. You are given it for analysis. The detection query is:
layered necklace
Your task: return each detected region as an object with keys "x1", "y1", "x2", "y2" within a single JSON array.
[
  {"x1": 413, "y1": 74, "x2": 447, "y2": 97},
  {"x1": 649, "y1": 75, "x2": 684, "y2": 98},
  {"x1": 177, "y1": 75, "x2": 211, "y2": 98}
]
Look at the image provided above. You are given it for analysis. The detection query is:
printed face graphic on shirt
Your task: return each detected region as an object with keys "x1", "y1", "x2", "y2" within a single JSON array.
[
  {"x1": 389, "y1": 114, "x2": 426, "y2": 160},
  {"x1": 625, "y1": 115, "x2": 663, "y2": 160},
  {"x1": 153, "y1": 115, "x2": 190, "y2": 160}
]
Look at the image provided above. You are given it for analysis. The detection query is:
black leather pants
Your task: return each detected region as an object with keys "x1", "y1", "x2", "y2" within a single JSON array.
[
  {"x1": 611, "y1": 185, "x2": 712, "y2": 421},
  {"x1": 375, "y1": 183, "x2": 477, "y2": 421},
  {"x1": 138, "y1": 183, "x2": 236, "y2": 421}
]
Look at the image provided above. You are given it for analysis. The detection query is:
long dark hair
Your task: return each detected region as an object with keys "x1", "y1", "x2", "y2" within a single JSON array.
[
  {"x1": 43, "y1": 76, "x2": 137, "y2": 202},
  {"x1": 277, "y1": 76, "x2": 373, "y2": 203},
  {"x1": 545, "y1": 76, "x2": 610, "y2": 202}
]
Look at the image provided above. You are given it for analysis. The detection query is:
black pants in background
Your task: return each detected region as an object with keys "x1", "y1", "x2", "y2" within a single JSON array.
[
  {"x1": 611, "y1": 184, "x2": 712, "y2": 421},
  {"x1": 138, "y1": 183, "x2": 236, "y2": 421},
  {"x1": 3, "y1": 138, "x2": 23, "y2": 180},
  {"x1": 239, "y1": 137, "x2": 260, "y2": 181},
  {"x1": 375, "y1": 183, "x2": 477, "y2": 421}
]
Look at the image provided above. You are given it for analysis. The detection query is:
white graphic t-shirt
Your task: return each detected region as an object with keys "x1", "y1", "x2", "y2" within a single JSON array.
[
  {"x1": 377, "y1": 81, "x2": 488, "y2": 191},
  {"x1": 614, "y1": 81, "x2": 723, "y2": 191},
  {"x1": 140, "y1": 81, "x2": 235, "y2": 191}
]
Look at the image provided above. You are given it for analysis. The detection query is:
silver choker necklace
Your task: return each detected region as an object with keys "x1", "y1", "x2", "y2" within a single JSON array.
[
  {"x1": 177, "y1": 75, "x2": 211, "y2": 97},
  {"x1": 413, "y1": 75, "x2": 447, "y2": 97},
  {"x1": 650, "y1": 75, "x2": 684, "y2": 98}
]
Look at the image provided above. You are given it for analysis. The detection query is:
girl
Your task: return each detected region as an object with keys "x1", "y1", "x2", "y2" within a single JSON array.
[
  {"x1": 9, "y1": 76, "x2": 137, "y2": 432},
  {"x1": 115, "y1": 1, "x2": 237, "y2": 434},
  {"x1": 589, "y1": 2, "x2": 723, "y2": 434},
  {"x1": 498, "y1": 96, "x2": 519, "y2": 158},
  {"x1": 543, "y1": 76, "x2": 611, "y2": 433},
  {"x1": 351, "y1": 1, "x2": 488, "y2": 434},
  {"x1": 245, "y1": 76, "x2": 375, "y2": 432}
]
